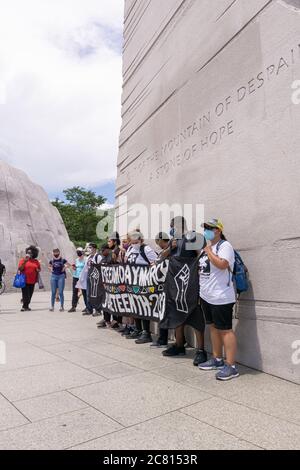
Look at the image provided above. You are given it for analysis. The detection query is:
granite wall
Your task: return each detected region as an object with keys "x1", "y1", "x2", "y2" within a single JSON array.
[
  {"x1": 116, "y1": 0, "x2": 300, "y2": 383},
  {"x1": 0, "y1": 159, "x2": 75, "y2": 290}
]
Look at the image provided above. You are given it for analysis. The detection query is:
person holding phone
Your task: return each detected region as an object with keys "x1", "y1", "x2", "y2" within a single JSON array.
[{"x1": 18, "y1": 246, "x2": 41, "y2": 312}]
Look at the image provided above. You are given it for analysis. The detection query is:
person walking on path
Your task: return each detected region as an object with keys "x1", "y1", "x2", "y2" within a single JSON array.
[
  {"x1": 68, "y1": 248, "x2": 85, "y2": 312},
  {"x1": 18, "y1": 246, "x2": 41, "y2": 311},
  {"x1": 49, "y1": 248, "x2": 68, "y2": 312}
]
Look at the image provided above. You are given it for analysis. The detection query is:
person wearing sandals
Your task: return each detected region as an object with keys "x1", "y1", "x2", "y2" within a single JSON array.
[
  {"x1": 49, "y1": 248, "x2": 68, "y2": 312},
  {"x1": 198, "y1": 219, "x2": 239, "y2": 381}
]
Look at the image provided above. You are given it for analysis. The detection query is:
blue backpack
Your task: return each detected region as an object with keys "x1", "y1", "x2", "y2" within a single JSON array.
[{"x1": 217, "y1": 240, "x2": 249, "y2": 295}]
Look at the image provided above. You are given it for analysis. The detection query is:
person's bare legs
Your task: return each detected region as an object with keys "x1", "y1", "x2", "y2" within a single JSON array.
[
  {"x1": 220, "y1": 330, "x2": 237, "y2": 365},
  {"x1": 195, "y1": 330, "x2": 205, "y2": 350},
  {"x1": 210, "y1": 324, "x2": 223, "y2": 358},
  {"x1": 175, "y1": 325, "x2": 185, "y2": 347}
]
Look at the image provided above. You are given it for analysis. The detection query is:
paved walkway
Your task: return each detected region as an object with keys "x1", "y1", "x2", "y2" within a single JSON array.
[{"x1": 0, "y1": 291, "x2": 299, "y2": 450}]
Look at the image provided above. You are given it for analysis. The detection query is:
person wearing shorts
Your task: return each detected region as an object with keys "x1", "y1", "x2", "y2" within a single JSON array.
[{"x1": 198, "y1": 219, "x2": 239, "y2": 381}]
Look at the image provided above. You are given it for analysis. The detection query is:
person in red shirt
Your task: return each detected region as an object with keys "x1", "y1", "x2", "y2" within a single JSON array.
[{"x1": 18, "y1": 246, "x2": 41, "y2": 311}]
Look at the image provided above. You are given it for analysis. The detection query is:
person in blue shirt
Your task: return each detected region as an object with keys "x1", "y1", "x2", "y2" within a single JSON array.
[
  {"x1": 48, "y1": 248, "x2": 68, "y2": 312},
  {"x1": 68, "y1": 248, "x2": 86, "y2": 313}
]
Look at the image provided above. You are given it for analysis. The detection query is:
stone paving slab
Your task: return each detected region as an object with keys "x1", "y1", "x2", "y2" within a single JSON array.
[
  {"x1": 0, "y1": 408, "x2": 122, "y2": 450},
  {"x1": 70, "y1": 371, "x2": 212, "y2": 427},
  {"x1": 181, "y1": 397, "x2": 300, "y2": 450},
  {"x1": 0, "y1": 292, "x2": 299, "y2": 450},
  {"x1": 70, "y1": 411, "x2": 261, "y2": 451},
  {"x1": 0, "y1": 360, "x2": 105, "y2": 401},
  {"x1": 14, "y1": 391, "x2": 88, "y2": 422},
  {"x1": 0, "y1": 394, "x2": 29, "y2": 431}
]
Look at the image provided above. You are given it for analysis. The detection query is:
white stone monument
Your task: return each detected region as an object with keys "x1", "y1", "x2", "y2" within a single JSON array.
[
  {"x1": 0, "y1": 159, "x2": 75, "y2": 289},
  {"x1": 116, "y1": 0, "x2": 300, "y2": 383}
]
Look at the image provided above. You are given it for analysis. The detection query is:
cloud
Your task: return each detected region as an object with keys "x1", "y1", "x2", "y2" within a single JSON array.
[{"x1": 0, "y1": 0, "x2": 124, "y2": 194}]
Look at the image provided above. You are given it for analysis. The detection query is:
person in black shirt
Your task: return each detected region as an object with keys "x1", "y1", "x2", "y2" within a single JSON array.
[
  {"x1": 162, "y1": 217, "x2": 207, "y2": 366},
  {"x1": 0, "y1": 260, "x2": 6, "y2": 282}
]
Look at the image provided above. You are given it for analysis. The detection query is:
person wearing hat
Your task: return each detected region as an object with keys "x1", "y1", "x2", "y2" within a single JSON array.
[
  {"x1": 68, "y1": 247, "x2": 86, "y2": 313},
  {"x1": 198, "y1": 219, "x2": 239, "y2": 380}
]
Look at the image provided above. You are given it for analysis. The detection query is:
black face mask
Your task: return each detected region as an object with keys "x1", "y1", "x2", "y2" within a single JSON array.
[
  {"x1": 54, "y1": 254, "x2": 60, "y2": 259},
  {"x1": 77, "y1": 251, "x2": 83, "y2": 257}
]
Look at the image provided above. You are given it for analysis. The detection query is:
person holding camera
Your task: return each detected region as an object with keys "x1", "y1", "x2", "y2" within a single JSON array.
[{"x1": 18, "y1": 246, "x2": 41, "y2": 311}]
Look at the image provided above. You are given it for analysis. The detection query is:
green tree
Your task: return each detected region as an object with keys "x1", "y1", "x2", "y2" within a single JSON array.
[{"x1": 52, "y1": 187, "x2": 107, "y2": 247}]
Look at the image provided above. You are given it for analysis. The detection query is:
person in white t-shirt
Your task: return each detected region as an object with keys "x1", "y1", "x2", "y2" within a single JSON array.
[
  {"x1": 198, "y1": 219, "x2": 239, "y2": 381},
  {"x1": 125, "y1": 231, "x2": 158, "y2": 344}
]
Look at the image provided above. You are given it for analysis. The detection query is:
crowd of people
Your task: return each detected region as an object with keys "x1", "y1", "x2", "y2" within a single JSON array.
[{"x1": 15, "y1": 216, "x2": 239, "y2": 381}]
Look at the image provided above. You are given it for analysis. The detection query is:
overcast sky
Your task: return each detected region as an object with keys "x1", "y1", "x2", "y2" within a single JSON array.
[{"x1": 0, "y1": 0, "x2": 124, "y2": 202}]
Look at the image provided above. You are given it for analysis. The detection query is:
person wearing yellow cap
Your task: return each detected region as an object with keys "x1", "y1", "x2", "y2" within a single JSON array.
[{"x1": 198, "y1": 219, "x2": 239, "y2": 381}]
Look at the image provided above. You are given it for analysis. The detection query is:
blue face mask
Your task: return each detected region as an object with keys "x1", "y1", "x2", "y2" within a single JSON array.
[{"x1": 204, "y1": 229, "x2": 215, "y2": 241}]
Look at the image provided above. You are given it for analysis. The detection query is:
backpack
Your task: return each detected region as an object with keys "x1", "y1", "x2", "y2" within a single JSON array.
[{"x1": 217, "y1": 240, "x2": 249, "y2": 295}]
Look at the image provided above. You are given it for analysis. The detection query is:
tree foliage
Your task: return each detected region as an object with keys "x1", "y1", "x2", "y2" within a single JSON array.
[{"x1": 52, "y1": 186, "x2": 107, "y2": 247}]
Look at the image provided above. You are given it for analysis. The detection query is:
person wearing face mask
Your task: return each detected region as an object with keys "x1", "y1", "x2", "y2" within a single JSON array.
[
  {"x1": 117, "y1": 235, "x2": 136, "y2": 335},
  {"x1": 162, "y1": 217, "x2": 207, "y2": 367},
  {"x1": 18, "y1": 246, "x2": 41, "y2": 311},
  {"x1": 125, "y1": 231, "x2": 158, "y2": 343},
  {"x1": 49, "y1": 249, "x2": 68, "y2": 312},
  {"x1": 84, "y1": 243, "x2": 102, "y2": 316},
  {"x1": 107, "y1": 233, "x2": 123, "y2": 328},
  {"x1": 68, "y1": 248, "x2": 86, "y2": 313},
  {"x1": 198, "y1": 219, "x2": 239, "y2": 381}
]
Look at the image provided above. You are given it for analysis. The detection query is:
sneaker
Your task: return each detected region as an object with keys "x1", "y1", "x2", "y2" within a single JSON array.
[
  {"x1": 150, "y1": 340, "x2": 168, "y2": 348},
  {"x1": 198, "y1": 358, "x2": 225, "y2": 370},
  {"x1": 68, "y1": 307, "x2": 76, "y2": 313},
  {"x1": 193, "y1": 349, "x2": 208, "y2": 367},
  {"x1": 82, "y1": 308, "x2": 88, "y2": 313},
  {"x1": 216, "y1": 364, "x2": 239, "y2": 381},
  {"x1": 117, "y1": 325, "x2": 127, "y2": 333},
  {"x1": 126, "y1": 329, "x2": 142, "y2": 340},
  {"x1": 59, "y1": 307, "x2": 64, "y2": 312},
  {"x1": 135, "y1": 331, "x2": 152, "y2": 344},
  {"x1": 97, "y1": 319, "x2": 107, "y2": 328},
  {"x1": 92, "y1": 311, "x2": 101, "y2": 317},
  {"x1": 49, "y1": 308, "x2": 54, "y2": 312},
  {"x1": 82, "y1": 310, "x2": 92, "y2": 316},
  {"x1": 162, "y1": 344, "x2": 186, "y2": 357},
  {"x1": 121, "y1": 326, "x2": 133, "y2": 336}
]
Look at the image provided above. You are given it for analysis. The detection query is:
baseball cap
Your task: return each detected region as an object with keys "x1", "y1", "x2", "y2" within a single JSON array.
[{"x1": 202, "y1": 218, "x2": 224, "y2": 231}]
